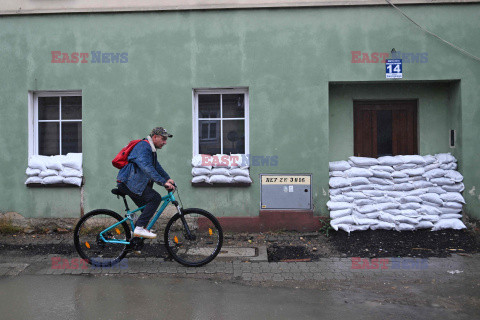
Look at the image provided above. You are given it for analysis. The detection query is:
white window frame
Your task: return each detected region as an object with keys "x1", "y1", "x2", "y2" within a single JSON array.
[
  {"x1": 192, "y1": 88, "x2": 249, "y2": 156},
  {"x1": 28, "y1": 90, "x2": 82, "y2": 157}
]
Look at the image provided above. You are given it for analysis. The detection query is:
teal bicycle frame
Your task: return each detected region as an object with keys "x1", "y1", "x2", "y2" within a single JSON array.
[{"x1": 99, "y1": 191, "x2": 178, "y2": 245}]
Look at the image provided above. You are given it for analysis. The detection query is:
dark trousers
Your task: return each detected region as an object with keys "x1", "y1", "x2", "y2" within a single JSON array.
[{"x1": 117, "y1": 183, "x2": 161, "y2": 228}]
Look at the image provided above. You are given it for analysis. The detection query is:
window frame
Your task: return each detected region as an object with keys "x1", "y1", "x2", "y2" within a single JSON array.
[
  {"x1": 28, "y1": 90, "x2": 82, "y2": 157},
  {"x1": 192, "y1": 88, "x2": 249, "y2": 156}
]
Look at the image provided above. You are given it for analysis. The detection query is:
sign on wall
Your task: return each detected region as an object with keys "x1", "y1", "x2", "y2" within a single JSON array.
[
  {"x1": 386, "y1": 59, "x2": 402, "y2": 79},
  {"x1": 260, "y1": 174, "x2": 312, "y2": 210}
]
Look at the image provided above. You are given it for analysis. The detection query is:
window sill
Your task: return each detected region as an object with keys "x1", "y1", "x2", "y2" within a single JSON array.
[
  {"x1": 191, "y1": 182, "x2": 251, "y2": 187},
  {"x1": 26, "y1": 183, "x2": 82, "y2": 188}
]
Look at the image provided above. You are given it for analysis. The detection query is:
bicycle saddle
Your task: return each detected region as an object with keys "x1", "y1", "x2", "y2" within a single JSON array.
[{"x1": 111, "y1": 188, "x2": 127, "y2": 197}]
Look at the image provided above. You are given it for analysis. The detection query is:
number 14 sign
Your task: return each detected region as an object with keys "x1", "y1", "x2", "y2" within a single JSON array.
[{"x1": 386, "y1": 59, "x2": 402, "y2": 79}]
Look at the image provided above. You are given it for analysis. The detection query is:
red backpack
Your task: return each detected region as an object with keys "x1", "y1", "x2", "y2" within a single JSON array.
[{"x1": 112, "y1": 139, "x2": 147, "y2": 169}]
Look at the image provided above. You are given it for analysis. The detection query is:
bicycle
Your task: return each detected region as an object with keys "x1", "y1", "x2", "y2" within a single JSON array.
[{"x1": 73, "y1": 185, "x2": 223, "y2": 267}]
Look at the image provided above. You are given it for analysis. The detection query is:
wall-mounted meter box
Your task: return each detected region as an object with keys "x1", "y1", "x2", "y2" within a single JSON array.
[{"x1": 260, "y1": 174, "x2": 312, "y2": 210}]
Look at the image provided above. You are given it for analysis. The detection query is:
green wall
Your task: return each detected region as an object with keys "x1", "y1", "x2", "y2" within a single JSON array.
[{"x1": 0, "y1": 5, "x2": 479, "y2": 219}]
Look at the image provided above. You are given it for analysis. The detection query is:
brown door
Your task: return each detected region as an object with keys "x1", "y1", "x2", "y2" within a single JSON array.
[{"x1": 354, "y1": 101, "x2": 417, "y2": 157}]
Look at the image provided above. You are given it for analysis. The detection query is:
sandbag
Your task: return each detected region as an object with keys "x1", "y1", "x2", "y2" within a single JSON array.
[
  {"x1": 378, "y1": 156, "x2": 403, "y2": 166},
  {"x1": 330, "y1": 209, "x2": 352, "y2": 219},
  {"x1": 431, "y1": 219, "x2": 466, "y2": 231},
  {"x1": 400, "y1": 155, "x2": 427, "y2": 165},
  {"x1": 368, "y1": 177, "x2": 394, "y2": 185},
  {"x1": 344, "y1": 167, "x2": 373, "y2": 178},
  {"x1": 211, "y1": 167, "x2": 230, "y2": 176},
  {"x1": 192, "y1": 167, "x2": 212, "y2": 176},
  {"x1": 26, "y1": 167, "x2": 41, "y2": 176},
  {"x1": 422, "y1": 168, "x2": 446, "y2": 180},
  {"x1": 45, "y1": 155, "x2": 65, "y2": 171},
  {"x1": 192, "y1": 175, "x2": 210, "y2": 183},
  {"x1": 371, "y1": 165, "x2": 394, "y2": 173},
  {"x1": 43, "y1": 176, "x2": 64, "y2": 184},
  {"x1": 444, "y1": 170, "x2": 463, "y2": 182},
  {"x1": 327, "y1": 201, "x2": 355, "y2": 211},
  {"x1": 440, "y1": 213, "x2": 462, "y2": 219},
  {"x1": 396, "y1": 223, "x2": 416, "y2": 231},
  {"x1": 349, "y1": 156, "x2": 379, "y2": 167},
  {"x1": 233, "y1": 176, "x2": 252, "y2": 183},
  {"x1": 63, "y1": 177, "x2": 82, "y2": 186},
  {"x1": 420, "y1": 215, "x2": 440, "y2": 222},
  {"x1": 63, "y1": 153, "x2": 82, "y2": 171},
  {"x1": 25, "y1": 176, "x2": 42, "y2": 184},
  {"x1": 400, "y1": 168, "x2": 425, "y2": 176},
  {"x1": 371, "y1": 221, "x2": 396, "y2": 230},
  {"x1": 440, "y1": 192, "x2": 465, "y2": 204},
  {"x1": 419, "y1": 193, "x2": 444, "y2": 206},
  {"x1": 442, "y1": 183, "x2": 465, "y2": 192},
  {"x1": 28, "y1": 155, "x2": 48, "y2": 171},
  {"x1": 430, "y1": 177, "x2": 455, "y2": 186},
  {"x1": 346, "y1": 177, "x2": 370, "y2": 186},
  {"x1": 435, "y1": 153, "x2": 456, "y2": 164},
  {"x1": 329, "y1": 177, "x2": 351, "y2": 188},
  {"x1": 329, "y1": 160, "x2": 351, "y2": 171},
  {"x1": 38, "y1": 169, "x2": 59, "y2": 178},
  {"x1": 416, "y1": 221, "x2": 434, "y2": 229},
  {"x1": 209, "y1": 175, "x2": 233, "y2": 184},
  {"x1": 371, "y1": 170, "x2": 392, "y2": 179},
  {"x1": 60, "y1": 167, "x2": 83, "y2": 178}
]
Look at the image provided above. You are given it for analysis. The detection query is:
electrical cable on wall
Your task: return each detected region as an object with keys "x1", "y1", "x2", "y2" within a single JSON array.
[{"x1": 385, "y1": 0, "x2": 480, "y2": 62}]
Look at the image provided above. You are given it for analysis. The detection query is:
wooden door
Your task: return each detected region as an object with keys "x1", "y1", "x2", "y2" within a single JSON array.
[{"x1": 354, "y1": 101, "x2": 417, "y2": 158}]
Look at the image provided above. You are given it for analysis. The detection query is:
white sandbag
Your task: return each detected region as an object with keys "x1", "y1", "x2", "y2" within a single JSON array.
[
  {"x1": 438, "y1": 207, "x2": 461, "y2": 215},
  {"x1": 63, "y1": 153, "x2": 82, "y2": 171},
  {"x1": 371, "y1": 196, "x2": 397, "y2": 203},
  {"x1": 329, "y1": 187, "x2": 352, "y2": 196},
  {"x1": 331, "y1": 224, "x2": 352, "y2": 233},
  {"x1": 209, "y1": 175, "x2": 233, "y2": 184},
  {"x1": 327, "y1": 201, "x2": 354, "y2": 211},
  {"x1": 330, "y1": 209, "x2": 352, "y2": 219},
  {"x1": 25, "y1": 176, "x2": 43, "y2": 184},
  {"x1": 417, "y1": 205, "x2": 441, "y2": 215},
  {"x1": 353, "y1": 217, "x2": 379, "y2": 225},
  {"x1": 192, "y1": 175, "x2": 210, "y2": 183},
  {"x1": 423, "y1": 155, "x2": 437, "y2": 165},
  {"x1": 396, "y1": 223, "x2": 416, "y2": 231},
  {"x1": 424, "y1": 163, "x2": 441, "y2": 172},
  {"x1": 444, "y1": 170, "x2": 463, "y2": 183},
  {"x1": 435, "y1": 153, "x2": 456, "y2": 164},
  {"x1": 427, "y1": 186, "x2": 447, "y2": 194},
  {"x1": 350, "y1": 225, "x2": 370, "y2": 232},
  {"x1": 354, "y1": 211, "x2": 380, "y2": 219},
  {"x1": 191, "y1": 154, "x2": 213, "y2": 169},
  {"x1": 356, "y1": 205, "x2": 377, "y2": 214},
  {"x1": 344, "y1": 167, "x2": 373, "y2": 178},
  {"x1": 371, "y1": 165, "x2": 394, "y2": 173},
  {"x1": 399, "y1": 209, "x2": 419, "y2": 217},
  {"x1": 405, "y1": 188, "x2": 429, "y2": 196},
  {"x1": 352, "y1": 185, "x2": 375, "y2": 191},
  {"x1": 399, "y1": 203, "x2": 422, "y2": 210},
  {"x1": 28, "y1": 155, "x2": 48, "y2": 171},
  {"x1": 430, "y1": 177, "x2": 455, "y2": 186},
  {"x1": 391, "y1": 171, "x2": 408, "y2": 179},
  {"x1": 443, "y1": 202, "x2": 463, "y2": 210},
  {"x1": 233, "y1": 176, "x2": 252, "y2": 183},
  {"x1": 442, "y1": 183, "x2": 465, "y2": 192},
  {"x1": 331, "y1": 216, "x2": 355, "y2": 226},
  {"x1": 394, "y1": 163, "x2": 417, "y2": 170},
  {"x1": 440, "y1": 192, "x2": 465, "y2": 204},
  {"x1": 412, "y1": 180, "x2": 434, "y2": 189},
  {"x1": 26, "y1": 167, "x2": 41, "y2": 176},
  {"x1": 416, "y1": 221, "x2": 434, "y2": 229},
  {"x1": 60, "y1": 167, "x2": 83, "y2": 178},
  {"x1": 344, "y1": 191, "x2": 368, "y2": 199},
  {"x1": 63, "y1": 177, "x2": 82, "y2": 186},
  {"x1": 439, "y1": 163, "x2": 457, "y2": 170},
  {"x1": 400, "y1": 155, "x2": 427, "y2": 165},
  {"x1": 394, "y1": 215, "x2": 420, "y2": 224},
  {"x1": 192, "y1": 167, "x2": 211, "y2": 176},
  {"x1": 382, "y1": 191, "x2": 405, "y2": 198},
  {"x1": 376, "y1": 202, "x2": 400, "y2": 211},
  {"x1": 330, "y1": 195, "x2": 355, "y2": 202},
  {"x1": 394, "y1": 183, "x2": 414, "y2": 191},
  {"x1": 420, "y1": 215, "x2": 440, "y2": 222},
  {"x1": 346, "y1": 177, "x2": 370, "y2": 186},
  {"x1": 368, "y1": 177, "x2": 394, "y2": 185},
  {"x1": 354, "y1": 199, "x2": 375, "y2": 206},
  {"x1": 371, "y1": 222, "x2": 396, "y2": 230},
  {"x1": 371, "y1": 170, "x2": 392, "y2": 179},
  {"x1": 45, "y1": 155, "x2": 65, "y2": 171},
  {"x1": 423, "y1": 201, "x2": 442, "y2": 208},
  {"x1": 38, "y1": 169, "x2": 59, "y2": 178},
  {"x1": 378, "y1": 212, "x2": 396, "y2": 223},
  {"x1": 375, "y1": 185, "x2": 396, "y2": 191},
  {"x1": 362, "y1": 190, "x2": 385, "y2": 197},
  {"x1": 349, "y1": 156, "x2": 379, "y2": 167},
  {"x1": 42, "y1": 176, "x2": 64, "y2": 184},
  {"x1": 431, "y1": 219, "x2": 466, "y2": 231},
  {"x1": 399, "y1": 196, "x2": 422, "y2": 203},
  {"x1": 329, "y1": 177, "x2": 351, "y2": 188},
  {"x1": 329, "y1": 171, "x2": 345, "y2": 177},
  {"x1": 440, "y1": 214, "x2": 463, "y2": 219},
  {"x1": 211, "y1": 168, "x2": 230, "y2": 176},
  {"x1": 329, "y1": 160, "x2": 351, "y2": 171},
  {"x1": 422, "y1": 168, "x2": 446, "y2": 180},
  {"x1": 401, "y1": 168, "x2": 425, "y2": 176},
  {"x1": 378, "y1": 156, "x2": 403, "y2": 166},
  {"x1": 420, "y1": 193, "x2": 444, "y2": 206}
]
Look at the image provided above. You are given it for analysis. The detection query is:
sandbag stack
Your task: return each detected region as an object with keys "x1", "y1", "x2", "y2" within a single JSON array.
[
  {"x1": 191, "y1": 154, "x2": 252, "y2": 184},
  {"x1": 25, "y1": 153, "x2": 83, "y2": 186},
  {"x1": 328, "y1": 153, "x2": 466, "y2": 233}
]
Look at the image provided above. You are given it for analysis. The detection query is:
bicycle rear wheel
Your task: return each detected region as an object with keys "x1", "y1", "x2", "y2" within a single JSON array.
[
  {"x1": 164, "y1": 208, "x2": 223, "y2": 267},
  {"x1": 74, "y1": 209, "x2": 131, "y2": 267}
]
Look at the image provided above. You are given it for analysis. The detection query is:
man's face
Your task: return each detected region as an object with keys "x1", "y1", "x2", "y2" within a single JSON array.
[{"x1": 152, "y1": 135, "x2": 167, "y2": 149}]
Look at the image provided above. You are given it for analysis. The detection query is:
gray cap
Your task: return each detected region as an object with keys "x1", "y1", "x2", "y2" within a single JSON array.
[{"x1": 150, "y1": 127, "x2": 173, "y2": 138}]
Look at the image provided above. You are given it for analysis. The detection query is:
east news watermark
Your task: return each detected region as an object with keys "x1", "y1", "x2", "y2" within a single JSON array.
[
  {"x1": 351, "y1": 51, "x2": 428, "y2": 64},
  {"x1": 200, "y1": 154, "x2": 279, "y2": 167},
  {"x1": 351, "y1": 257, "x2": 429, "y2": 270},
  {"x1": 51, "y1": 51, "x2": 128, "y2": 63},
  {"x1": 51, "y1": 257, "x2": 129, "y2": 270}
]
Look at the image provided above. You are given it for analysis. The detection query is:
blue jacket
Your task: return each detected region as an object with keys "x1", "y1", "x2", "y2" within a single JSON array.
[{"x1": 116, "y1": 140, "x2": 170, "y2": 195}]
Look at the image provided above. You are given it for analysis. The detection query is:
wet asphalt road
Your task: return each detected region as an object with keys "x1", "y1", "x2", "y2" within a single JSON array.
[{"x1": 0, "y1": 274, "x2": 477, "y2": 320}]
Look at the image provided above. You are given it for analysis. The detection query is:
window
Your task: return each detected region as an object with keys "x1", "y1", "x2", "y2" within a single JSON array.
[
  {"x1": 30, "y1": 91, "x2": 82, "y2": 156},
  {"x1": 193, "y1": 88, "x2": 249, "y2": 156}
]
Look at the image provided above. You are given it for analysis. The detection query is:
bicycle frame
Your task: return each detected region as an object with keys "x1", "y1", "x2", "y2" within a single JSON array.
[{"x1": 99, "y1": 191, "x2": 178, "y2": 245}]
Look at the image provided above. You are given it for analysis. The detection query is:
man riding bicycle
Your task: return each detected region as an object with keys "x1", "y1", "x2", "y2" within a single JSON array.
[{"x1": 116, "y1": 127, "x2": 175, "y2": 239}]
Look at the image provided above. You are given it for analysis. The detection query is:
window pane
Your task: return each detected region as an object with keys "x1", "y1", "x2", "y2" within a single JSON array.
[
  {"x1": 198, "y1": 94, "x2": 220, "y2": 118},
  {"x1": 222, "y1": 94, "x2": 245, "y2": 118},
  {"x1": 223, "y1": 120, "x2": 245, "y2": 154},
  {"x1": 377, "y1": 110, "x2": 392, "y2": 157},
  {"x1": 38, "y1": 97, "x2": 59, "y2": 120},
  {"x1": 62, "y1": 122, "x2": 82, "y2": 155},
  {"x1": 62, "y1": 96, "x2": 82, "y2": 120},
  {"x1": 39, "y1": 122, "x2": 59, "y2": 155},
  {"x1": 199, "y1": 120, "x2": 220, "y2": 155}
]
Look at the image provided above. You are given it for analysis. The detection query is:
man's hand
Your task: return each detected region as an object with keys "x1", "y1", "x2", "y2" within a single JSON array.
[
  {"x1": 164, "y1": 182, "x2": 175, "y2": 191},
  {"x1": 167, "y1": 179, "x2": 175, "y2": 186}
]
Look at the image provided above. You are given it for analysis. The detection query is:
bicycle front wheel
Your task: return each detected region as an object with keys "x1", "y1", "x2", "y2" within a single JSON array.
[
  {"x1": 164, "y1": 208, "x2": 223, "y2": 267},
  {"x1": 74, "y1": 209, "x2": 131, "y2": 267}
]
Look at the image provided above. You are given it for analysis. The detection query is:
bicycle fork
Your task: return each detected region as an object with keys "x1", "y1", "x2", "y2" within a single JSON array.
[{"x1": 175, "y1": 204, "x2": 195, "y2": 241}]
